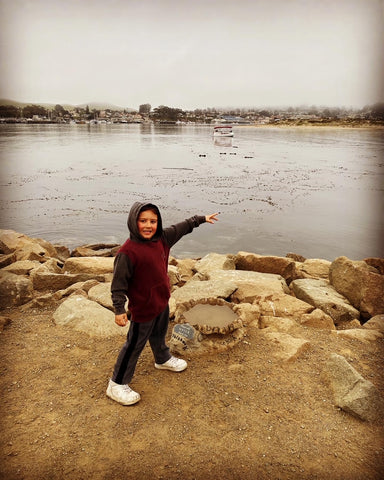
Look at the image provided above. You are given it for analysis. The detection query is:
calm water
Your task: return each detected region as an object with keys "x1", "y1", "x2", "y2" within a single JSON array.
[{"x1": 0, "y1": 123, "x2": 383, "y2": 260}]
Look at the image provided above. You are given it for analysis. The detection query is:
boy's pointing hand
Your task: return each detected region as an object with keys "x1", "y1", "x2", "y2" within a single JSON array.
[{"x1": 205, "y1": 212, "x2": 220, "y2": 224}]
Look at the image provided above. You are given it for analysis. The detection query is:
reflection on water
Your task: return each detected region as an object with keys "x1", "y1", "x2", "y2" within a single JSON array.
[
  {"x1": 214, "y1": 137, "x2": 233, "y2": 147},
  {"x1": 0, "y1": 124, "x2": 383, "y2": 260}
]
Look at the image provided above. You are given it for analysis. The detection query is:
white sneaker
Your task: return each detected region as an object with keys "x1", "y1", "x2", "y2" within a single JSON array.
[
  {"x1": 155, "y1": 356, "x2": 187, "y2": 372},
  {"x1": 106, "y1": 379, "x2": 141, "y2": 405}
]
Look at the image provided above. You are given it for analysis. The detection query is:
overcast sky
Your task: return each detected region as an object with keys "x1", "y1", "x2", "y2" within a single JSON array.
[{"x1": 1, "y1": 0, "x2": 383, "y2": 110}]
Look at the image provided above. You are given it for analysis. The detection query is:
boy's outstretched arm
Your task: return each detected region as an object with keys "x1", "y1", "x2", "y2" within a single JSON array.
[
  {"x1": 205, "y1": 212, "x2": 220, "y2": 224},
  {"x1": 163, "y1": 212, "x2": 219, "y2": 248}
]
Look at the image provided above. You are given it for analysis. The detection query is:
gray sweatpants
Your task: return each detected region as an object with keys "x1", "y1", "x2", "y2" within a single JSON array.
[{"x1": 112, "y1": 306, "x2": 171, "y2": 385}]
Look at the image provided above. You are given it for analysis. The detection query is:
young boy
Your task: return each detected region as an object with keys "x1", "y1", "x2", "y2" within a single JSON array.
[{"x1": 106, "y1": 201, "x2": 219, "y2": 405}]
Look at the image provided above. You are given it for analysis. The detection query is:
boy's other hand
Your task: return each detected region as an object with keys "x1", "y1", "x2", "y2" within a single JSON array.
[
  {"x1": 205, "y1": 212, "x2": 220, "y2": 224},
  {"x1": 115, "y1": 313, "x2": 129, "y2": 327}
]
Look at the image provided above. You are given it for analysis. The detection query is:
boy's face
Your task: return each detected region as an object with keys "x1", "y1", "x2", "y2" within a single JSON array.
[{"x1": 137, "y1": 209, "x2": 158, "y2": 240}]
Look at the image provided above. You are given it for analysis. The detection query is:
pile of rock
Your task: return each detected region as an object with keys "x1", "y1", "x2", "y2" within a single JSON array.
[
  {"x1": 1, "y1": 229, "x2": 384, "y2": 421},
  {"x1": 1, "y1": 230, "x2": 383, "y2": 332}
]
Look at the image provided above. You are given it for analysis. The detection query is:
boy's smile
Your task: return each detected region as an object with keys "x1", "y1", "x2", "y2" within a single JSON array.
[{"x1": 137, "y1": 209, "x2": 158, "y2": 240}]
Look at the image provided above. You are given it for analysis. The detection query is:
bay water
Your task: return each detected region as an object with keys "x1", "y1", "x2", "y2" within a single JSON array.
[{"x1": 0, "y1": 123, "x2": 383, "y2": 260}]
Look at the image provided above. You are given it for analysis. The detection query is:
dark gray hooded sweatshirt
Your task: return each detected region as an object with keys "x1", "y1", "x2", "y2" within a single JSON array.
[{"x1": 111, "y1": 201, "x2": 206, "y2": 321}]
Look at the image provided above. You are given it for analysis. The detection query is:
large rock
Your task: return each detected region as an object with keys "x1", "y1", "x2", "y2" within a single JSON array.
[
  {"x1": 14, "y1": 243, "x2": 51, "y2": 263},
  {"x1": 52, "y1": 245, "x2": 71, "y2": 262},
  {"x1": 259, "y1": 331, "x2": 310, "y2": 362},
  {"x1": 259, "y1": 316, "x2": 299, "y2": 333},
  {"x1": 168, "y1": 265, "x2": 181, "y2": 287},
  {"x1": 0, "y1": 271, "x2": 34, "y2": 308},
  {"x1": 53, "y1": 295, "x2": 127, "y2": 337},
  {"x1": 171, "y1": 278, "x2": 237, "y2": 304},
  {"x1": 2, "y1": 260, "x2": 40, "y2": 275},
  {"x1": 59, "y1": 279, "x2": 100, "y2": 296},
  {"x1": 335, "y1": 329, "x2": 383, "y2": 342},
  {"x1": 206, "y1": 270, "x2": 289, "y2": 304},
  {"x1": 235, "y1": 251, "x2": 296, "y2": 283},
  {"x1": 324, "y1": 353, "x2": 384, "y2": 422},
  {"x1": 63, "y1": 257, "x2": 114, "y2": 275},
  {"x1": 0, "y1": 229, "x2": 57, "y2": 261},
  {"x1": 31, "y1": 237, "x2": 58, "y2": 258},
  {"x1": 71, "y1": 243, "x2": 119, "y2": 257},
  {"x1": 21, "y1": 280, "x2": 101, "y2": 310},
  {"x1": 169, "y1": 257, "x2": 197, "y2": 284},
  {"x1": 88, "y1": 282, "x2": 113, "y2": 310},
  {"x1": 257, "y1": 293, "x2": 314, "y2": 317},
  {"x1": 233, "y1": 303, "x2": 260, "y2": 326},
  {"x1": 0, "y1": 253, "x2": 17, "y2": 268},
  {"x1": 0, "y1": 229, "x2": 36, "y2": 254},
  {"x1": 31, "y1": 272, "x2": 106, "y2": 291},
  {"x1": 31, "y1": 258, "x2": 63, "y2": 274},
  {"x1": 290, "y1": 278, "x2": 360, "y2": 325},
  {"x1": 294, "y1": 258, "x2": 331, "y2": 280},
  {"x1": 364, "y1": 257, "x2": 384, "y2": 275},
  {"x1": 329, "y1": 256, "x2": 384, "y2": 319},
  {"x1": 194, "y1": 253, "x2": 235, "y2": 276},
  {"x1": 363, "y1": 314, "x2": 384, "y2": 333},
  {"x1": 299, "y1": 309, "x2": 336, "y2": 330}
]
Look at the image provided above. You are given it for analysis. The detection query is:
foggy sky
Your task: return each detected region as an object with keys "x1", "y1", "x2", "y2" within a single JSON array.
[{"x1": 1, "y1": 0, "x2": 383, "y2": 110}]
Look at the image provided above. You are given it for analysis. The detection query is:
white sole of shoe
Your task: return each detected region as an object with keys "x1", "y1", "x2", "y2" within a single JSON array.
[
  {"x1": 106, "y1": 389, "x2": 141, "y2": 406},
  {"x1": 154, "y1": 363, "x2": 187, "y2": 372}
]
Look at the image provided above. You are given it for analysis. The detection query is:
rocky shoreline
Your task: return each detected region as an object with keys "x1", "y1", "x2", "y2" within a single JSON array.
[
  {"x1": 1, "y1": 228, "x2": 384, "y2": 479},
  {"x1": 1, "y1": 228, "x2": 384, "y2": 424}
]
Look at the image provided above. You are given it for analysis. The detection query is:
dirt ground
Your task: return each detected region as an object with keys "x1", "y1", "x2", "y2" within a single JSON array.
[{"x1": 0, "y1": 307, "x2": 383, "y2": 480}]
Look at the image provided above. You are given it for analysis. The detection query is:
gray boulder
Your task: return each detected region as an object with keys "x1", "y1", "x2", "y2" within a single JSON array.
[
  {"x1": 53, "y1": 295, "x2": 127, "y2": 337},
  {"x1": 259, "y1": 330, "x2": 311, "y2": 362},
  {"x1": 257, "y1": 293, "x2": 313, "y2": 317},
  {"x1": 14, "y1": 243, "x2": 51, "y2": 263},
  {"x1": 171, "y1": 278, "x2": 237, "y2": 304},
  {"x1": 71, "y1": 243, "x2": 119, "y2": 257},
  {"x1": 168, "y1": 265, "x2": 181, "y2": 287},
  {"x1": 0, "y1": 271, "x2": 34, "y2": 308},
  {"x1": 0, "y1": 252, "x2": 17, "y2": 268},
  {"x1": 290, "y1": 278, "x2": 360, "y2": 325},
  {"x1": 329, "y1": 256, "x2": 384, "y2": 320},
  {"x1": 0, "y1": 229, "x2": 58, "y2": 262},
  {"x1": 31, "y1": 271, "x2": 105, "y2": 291},
  {"x1": 194, "y1": 253, "x2": 236, "y2": 276},
  {"x1": 88, "y1": 282, "x2": 113, "y2": 310},
  {"x1": 207, "y1": 270, "x2": 290, "y2": 304},
  {"x1": 169, "y1": 257, "x2": 197, "y2": 284},
  {"x1": 64, "y1": 257, "x2": 114, "y2": 275},
  {"x1": 2, "y1": 260, "x2": 40, "y2": 275},
  {"x1": 324, "y1": 353, "x2": 384, "y2": 422},
  {"x1": 363, "y1": 314, "x2": 384, "y2": 333},
  {"x1": 336, "y1": 329, "x2": 383, "y2": 342},
  {"x1": 294, "y1": 258, "x2": 331, "y2": 280},
  {"x1": 299, "y1": 309, "x2": 336, "y2": 330},
  {"x1": 235, "y1": 251, "x2": 296, "y2": 283}
]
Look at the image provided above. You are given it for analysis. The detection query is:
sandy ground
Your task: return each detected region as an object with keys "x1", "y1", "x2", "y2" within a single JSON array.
[{"x1": 1, "y1": 307, "x2": 384, "y2": 480}]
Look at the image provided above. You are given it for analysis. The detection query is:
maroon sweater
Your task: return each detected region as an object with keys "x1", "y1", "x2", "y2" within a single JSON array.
[{"x1": 111, "y1": 202, "x2": 206, "y2": 322}]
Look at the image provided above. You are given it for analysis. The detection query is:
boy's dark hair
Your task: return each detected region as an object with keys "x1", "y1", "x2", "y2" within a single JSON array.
[{"x1": 139, "y1": 205, "x2": 158, "y2": 216}]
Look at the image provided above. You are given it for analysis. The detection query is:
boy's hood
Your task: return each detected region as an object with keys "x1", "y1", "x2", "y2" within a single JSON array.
[{"x1": 127, "y1": 201, "x2": 163, "y2": 242}]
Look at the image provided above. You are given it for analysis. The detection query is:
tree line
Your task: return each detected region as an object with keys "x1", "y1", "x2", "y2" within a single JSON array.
[{"x1": 1, "y1": 102, "x2": 384, "y2": 122}]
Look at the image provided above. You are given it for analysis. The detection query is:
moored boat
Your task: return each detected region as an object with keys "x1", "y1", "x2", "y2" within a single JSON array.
[{"x1": 213, "y1": 125, "x2": 234, "y2": 137}]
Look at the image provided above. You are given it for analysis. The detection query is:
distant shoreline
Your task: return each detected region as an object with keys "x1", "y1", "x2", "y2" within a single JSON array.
[
  {"x1": 238, "y1": 121, "x2": 384, "y2": 130},
  {"x1": 1, "y1": 120, "x2": 383, "y2": 129}
]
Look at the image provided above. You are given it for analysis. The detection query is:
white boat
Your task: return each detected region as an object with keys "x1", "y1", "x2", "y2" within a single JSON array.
[{"x1": 213, "y1": 125, "x2": 234, "y2": 137}]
